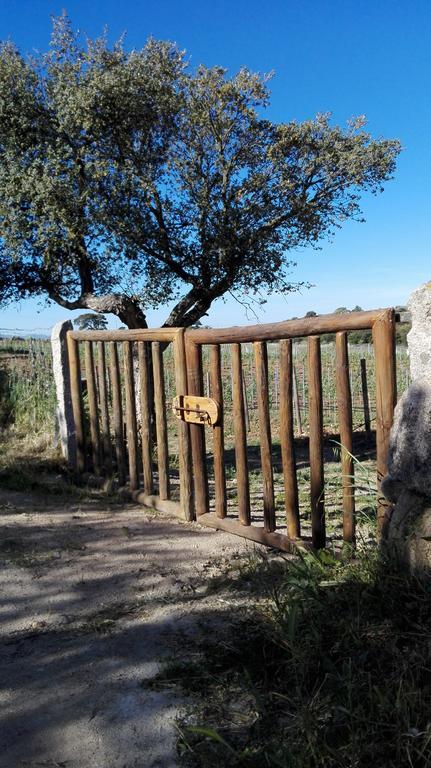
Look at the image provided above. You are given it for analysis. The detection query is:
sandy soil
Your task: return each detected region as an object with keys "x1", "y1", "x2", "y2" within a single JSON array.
[{"x1": 0, "y1": 490, "x2": 256, "y2": 768}]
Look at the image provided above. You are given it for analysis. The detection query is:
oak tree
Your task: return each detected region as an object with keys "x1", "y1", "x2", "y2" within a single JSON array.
[{"x1": 0, "y1": 15, "x2": 401, "y2": 328}]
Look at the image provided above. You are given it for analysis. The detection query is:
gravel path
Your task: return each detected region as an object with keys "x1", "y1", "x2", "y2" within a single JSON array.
[{"x1": 0, "y1": 491, "x2": 254, "y2": 768}]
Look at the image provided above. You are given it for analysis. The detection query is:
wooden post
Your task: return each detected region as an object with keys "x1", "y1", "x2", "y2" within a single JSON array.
[
  {"x1": 254, "y1": 342, "x2": 275, "y2": 532},
  {"x1": 360, "y1": 358, "x2": 371, "y2": 437},
  {"x1": 335, "y1": 332, "x2": 355, "y2": 543},
  {"x1": 372, "y1": 310, "x2": 397, "y2": 537},
  {"x1": 151, "y1": 342, "x2": 170, "y2": 500},
  {"x1": 66, "y1": 334, "x2": 85, "y2": 474},
  {"x1": 231, "y1": 343, "x2": 251, "y2": 525},
  {"x1": 173, "y1": 330, "x2": 194, "y2": 521},
  {"x1": 185, "y1": 340, "x2": 209, "y2": 516},
  {"x1": 97, "y1": 341, "x2": 112, "y2": 475},
  {"x1": 308, "y1": 336, "x2": 325, "y2": 549},
  {"x1": 138, "y1": 341, "x2": 154, "y2": 495},
  {"x1": 84, "y1": 341, "x2": 101, "y2": 475},
  {"x1": 123, "y1": 341, "x2": 140, "y2": 491},
  {"x1": 108, "y1": 342, "x2": 126, "y2": 486},
  {"x1": 209, "y1": 344, "x2": 227, "y2": 519},
  {"x1": 279, "y1": 339, "x2": 300, "y2": 539}
]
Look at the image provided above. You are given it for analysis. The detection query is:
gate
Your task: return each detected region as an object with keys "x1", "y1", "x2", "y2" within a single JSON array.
[{"x1": 66, "y1": 308, "x2": 397, "y2": 551}]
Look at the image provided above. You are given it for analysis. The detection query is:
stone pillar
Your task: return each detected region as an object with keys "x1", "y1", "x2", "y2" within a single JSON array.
[
  {"x1": 51, "y1": 320, "x2": 77, "y2": 467},
  {"x1": 382, "y1": 283, "x2": 431, "y2": 569},
  {"x1": 407, "y1": 282, "x2": 431, "y2": 380}
]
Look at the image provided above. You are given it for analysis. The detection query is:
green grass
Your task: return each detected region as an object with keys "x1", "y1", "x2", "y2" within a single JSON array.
[
  {"x1": 0, "y1": 337, "x2": 56, "y2": 431},
  {"x1": 160, "y1": 548, "x2": 431, "y2": 768}
]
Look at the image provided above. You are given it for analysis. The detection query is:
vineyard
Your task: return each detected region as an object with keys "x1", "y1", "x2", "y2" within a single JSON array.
[
  {"x1": 0, "y1": 334, "x2": 410, "y2": 440},
  {"x1": 0, "y1": 332, "x2": 410, "y2": 543}
]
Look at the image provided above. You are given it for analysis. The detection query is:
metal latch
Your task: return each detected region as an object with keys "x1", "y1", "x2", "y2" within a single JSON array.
[{"x1": 172, "y1": 395, "x2": 220, "y2": 426}]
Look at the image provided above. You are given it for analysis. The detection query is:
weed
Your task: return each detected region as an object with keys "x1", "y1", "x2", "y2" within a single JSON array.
[{"x1": 169, "y1": 548, "x2": 431, "y2": 767}]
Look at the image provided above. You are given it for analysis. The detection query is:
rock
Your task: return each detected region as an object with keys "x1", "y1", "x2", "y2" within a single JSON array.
[
  {"x1": 407, "y1": 282, "x2": 431, "y2": 381},
  {"x1": 381, "y1": 282, "x2": 431, "y2": 570},
  {"x1": 382, "y1": 379, "x2": 431, "y2": 569},
  {"x1": 382, "y1": 378, "x2": 431, "y2": 501},
  {"x1": 383, "y1": 489, "x2": 431, "y2": 572}
]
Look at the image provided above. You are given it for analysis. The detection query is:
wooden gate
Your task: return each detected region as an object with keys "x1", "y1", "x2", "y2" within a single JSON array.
[{"x1": 66, "y1": 308, "x2": 397, "y2": 551}]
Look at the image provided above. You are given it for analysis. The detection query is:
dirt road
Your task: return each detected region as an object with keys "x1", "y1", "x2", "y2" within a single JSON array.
[{"x1": 0, "y1": 491, "x2": 253, "y2": 768}]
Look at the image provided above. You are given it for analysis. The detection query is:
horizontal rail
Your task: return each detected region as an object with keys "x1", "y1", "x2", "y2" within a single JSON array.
[
  {"x1": 68, "y1": 328, "x2": 179, "y2": 342},
  {"x1": 132, "y1": 492, "x2": 183, "y2": 518},
  {"x1": 68, "y1": 308, "x2": 397, "y2": 345},
  {"x1": 197, "y1": 513, "x2": 311, "y2": 553},
  {"x1": 187, "y1": 309, "x2": 390, "y2": 345}
]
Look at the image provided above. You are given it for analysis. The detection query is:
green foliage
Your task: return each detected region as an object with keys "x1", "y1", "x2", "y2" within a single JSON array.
[
  {"x1": 0, "y1": 14, "x2": 401, "y2": 328},
  {"x1": 0, "y1": 340, "x2": 56, "y2": 430},
  {"x1": 75, "y1": 313, "x2": 108, "y2": 330}
]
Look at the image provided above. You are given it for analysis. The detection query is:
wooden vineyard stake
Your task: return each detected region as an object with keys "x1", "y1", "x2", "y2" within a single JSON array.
[
  {"x1": 293, "y1": 363, "x2": 303, "y2": 435},
  {"x1": 360, "y1": 358, "x2": 371, "y2": 437}
]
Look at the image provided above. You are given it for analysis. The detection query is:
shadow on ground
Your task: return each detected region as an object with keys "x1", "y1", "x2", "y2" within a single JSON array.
[{"x1": 0, "y1": 490, "x2": 255, "y2": 768}]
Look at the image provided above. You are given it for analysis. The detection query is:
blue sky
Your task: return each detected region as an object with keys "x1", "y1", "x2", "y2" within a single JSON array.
[{"x1": 0, "y1": 0, "x2": 430, "y2": 332}]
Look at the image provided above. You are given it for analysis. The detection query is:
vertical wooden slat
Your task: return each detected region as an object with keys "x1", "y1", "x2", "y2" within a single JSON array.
[
  {"x1": 138, "y1": 341, "x2": 154, "y2": 495},
  {"x1": 373, "y1": 309, "x2": 397, "y2": 537},
  {"x1": 97, "y1": 341, "x2": 112, "y2": 475},
  {"x1": 151, "y1": 342, "x2": 170, "y2": 500},
  {"x1": 67, "y1": 334, "x2": 85, "y2": 474},
  {"x1": 174, "y1": 330, "x2": 194, "y2": 520},
  {"x1": 279, "y1": 339, "x2": 300, "y2": 539},
  {"x1": 84, "y1": 341, "x2": 101, "y2": 475},
  {"x1": 123, "y1": 341, "x2": 140, "y2": 491},
  {"x1": 308, "y1": 336, "x2": 325, "y2": 549},
  {"x1": 360, "y1": 358, "x2": 371, "y2": 437},
  {"x1": 185, "y1": 340, "x2": 209, "y2": 516},
  {"x1": 108, "y1": 342, "x2": 126, "y2": 486},
  {"x1": 335, "y1": 332, "x2": 355, "y2": 543},
  {"x1": 254, "y1": 342, "x2": 275, "y2": 532},
  {"x1": 231, "y1": 343, "x2": 251, "y2": 525},
  {"x1": 210, "y1": 344, "x2": 227, "y2": 519}
]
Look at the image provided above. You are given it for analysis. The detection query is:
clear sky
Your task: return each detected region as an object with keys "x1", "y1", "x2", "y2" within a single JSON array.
[{"x1": 0, "y1": 0, "x2": 430, "y2": 332}]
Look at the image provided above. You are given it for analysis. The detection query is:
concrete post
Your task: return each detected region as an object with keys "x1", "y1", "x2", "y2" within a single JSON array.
[{"x1": 51, "y1": 320, "x2": 77, "y2": 467}]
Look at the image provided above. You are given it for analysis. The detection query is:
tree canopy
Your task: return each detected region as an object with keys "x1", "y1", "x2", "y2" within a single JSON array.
[
  {"x1": 0, "y1": 15, "x2": 401, "y2": 328},
  {"x1": 74, "y1": 313, "x2": 108, "y2": 330}
]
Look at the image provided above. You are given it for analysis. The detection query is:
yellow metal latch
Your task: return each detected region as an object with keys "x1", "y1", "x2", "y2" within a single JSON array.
[{"x1": 172, "y1": 395, "x2": 220, "y2": 426}]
